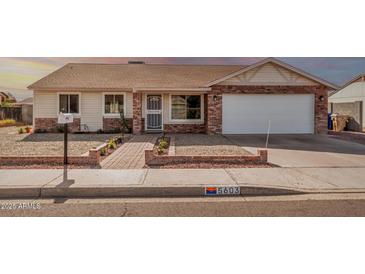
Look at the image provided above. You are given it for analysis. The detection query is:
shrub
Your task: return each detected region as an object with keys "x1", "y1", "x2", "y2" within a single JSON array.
[
  {"x1": 34, "y1": 128, "x2": 47, "y2": 133},
  {"x1": 107, "y1": 138, "x2": 117, "y2": 150},
  {"x1": 100, "y1": 147, "x2": 107, "y2": 156},
  {"x1": 18, "y1": 127, "x2": 24, "y2": 134},
  {"x1": 159, "y1": 140, "x2": 168, "y2": 149},
  {"x1": 106, "y1": 128, "x2": 121, "y2": 134},
  {"x1": 25, "y1": 126, "x2": 32, "y2": 133},
  {"x1": 156, "y1": 137, "x2": 169, "y2": 154},
  {"x1": 116, "y1": 136, "x2": 123, "y2": 144},
  {"x1": 0, "y1": 99, "x2": 13, "y2": 107},
  {"x1": 96, "y1": 129, "x2": 104, "y2": 134},
  {"x1": 118, "y1": 112, "x2": 130, "y2": 136},
  {"x1": 56, "y1": 126, "x2": 64, "y2": 133},
  {"x1": 0, "y1": 119, "x2": 16, "y2": 126}
]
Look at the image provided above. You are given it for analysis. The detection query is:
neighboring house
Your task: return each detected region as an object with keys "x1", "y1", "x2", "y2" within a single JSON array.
[
  {"x1": 329, "y1": 75, "x2": 365, "y2": 132},
  {"x1": 0, "y1": 91, "x2": 16, "y2": 105},
  {"x1": 16, "y1": 97, "x2": 33, "y2": 105},
  {"x1": 14, "y1": 97, "x2": 33, "y2": 125},
  {"x1": 27, "y1": 58, "x2": 337, "y2": 134}
]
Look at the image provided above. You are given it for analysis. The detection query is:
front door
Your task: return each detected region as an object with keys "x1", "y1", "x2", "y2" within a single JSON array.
[{"x1": 146, "y1": 95, "x2": 163, "y2": 131}]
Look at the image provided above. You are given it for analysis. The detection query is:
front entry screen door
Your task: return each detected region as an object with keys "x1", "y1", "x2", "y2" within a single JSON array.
[{"x1": 146, "y1": 95, "x2": 162, "y2": 131}]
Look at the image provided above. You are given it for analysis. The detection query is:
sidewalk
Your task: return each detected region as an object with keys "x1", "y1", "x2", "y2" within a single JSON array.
[{"x1": 1, "y1": 167, "x2": 365, "y2": 198}]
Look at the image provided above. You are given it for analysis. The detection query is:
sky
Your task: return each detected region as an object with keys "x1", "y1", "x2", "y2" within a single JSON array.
[{"x1": 1, "y1": 57, "x2": 365, "y2": 100}]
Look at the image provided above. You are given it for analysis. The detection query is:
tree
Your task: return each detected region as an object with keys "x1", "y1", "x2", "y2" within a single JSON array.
[
  {"x1": 118, "y1": 111, "x2": 129, "y2": 137},
  {"x1": 0, "y1": 99, "x2": 13, "y2": 107}
]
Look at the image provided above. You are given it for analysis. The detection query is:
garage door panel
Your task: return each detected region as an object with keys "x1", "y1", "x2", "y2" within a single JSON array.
[{"x1": 222, "y1": 94, "x2": 314, "y2": 134}]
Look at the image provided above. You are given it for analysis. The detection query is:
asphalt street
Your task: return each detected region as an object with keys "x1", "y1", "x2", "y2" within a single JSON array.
[{"x1": 1, "y1": 193, "x2": 365, "y2": 216}]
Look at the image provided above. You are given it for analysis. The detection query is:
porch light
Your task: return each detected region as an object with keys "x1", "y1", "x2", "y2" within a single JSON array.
[{"x1": 319, "y1": 95, "x2": 325, "y2": 101}]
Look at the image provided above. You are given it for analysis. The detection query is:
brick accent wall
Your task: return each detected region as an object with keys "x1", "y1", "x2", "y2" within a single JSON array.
[
  {"x1": 207, "y1": 92, "x2": 222, "y2": 134},
  {"x1": 103, "y1": 117, "x2": 133, "y2": 133},
  {"x1": 164, "y1": 124, "x2": 206, "y2": 133},
  {"x1": 34, "y1": 118, "x2": 80, "y2": 133},
  {"x1": 133, "y1": 93, "x2": 143, "y2": 134},
  {"x1": 208, "y1": 85, "x2": 329, "y2": 134}
]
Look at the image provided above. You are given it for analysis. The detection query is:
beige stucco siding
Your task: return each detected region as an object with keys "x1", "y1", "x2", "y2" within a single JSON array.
[
  {"x1": 81, "y1": 92, "x2": 103, "y2": 131},
  {"x1": 33, "y1": 90, "x2": 58, "y2": 118},
  {"x1": 162, "y1": 94, "x2": 169, "y2": 123},
  {"x1": 125, "y1": 92, "x2": 133, "y2": 119}
]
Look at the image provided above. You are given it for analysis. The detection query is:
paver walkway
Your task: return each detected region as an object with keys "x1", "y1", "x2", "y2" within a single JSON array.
[{"x1": 101, "y1": 135, "x2": 158, "y2": 169}]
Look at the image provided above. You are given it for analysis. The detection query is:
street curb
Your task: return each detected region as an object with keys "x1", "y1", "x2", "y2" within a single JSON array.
[
  {"x1": 0, "y1": 187, "x2": 41, "y2": 199},
  {"x1": 0, "y1": 185, "x2": 313, "y2": 199},
  {"x1": 2, "y1": 185, "x2": 365, "y2": 199}
]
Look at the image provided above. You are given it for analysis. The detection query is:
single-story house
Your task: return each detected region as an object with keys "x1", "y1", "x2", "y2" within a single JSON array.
[
  {"x1": 28, "y1": 58, "x2": 337, "y2": 135},
  {"x1": 0, "y1": 91, "x2": 16, "y2": 104},
  {"x1": 329, "y1": 74, "x2": 365, "y2": 131}
]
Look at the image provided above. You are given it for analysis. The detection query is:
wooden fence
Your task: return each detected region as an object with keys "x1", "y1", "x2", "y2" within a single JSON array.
[{"x1": 0, "y1": 106, "x2": 22, "y2": 121}]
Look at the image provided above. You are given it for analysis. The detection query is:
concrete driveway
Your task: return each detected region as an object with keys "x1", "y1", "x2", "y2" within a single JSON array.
[{"x1": 226, "y1": 134, "x2": 365, "y2": 167}]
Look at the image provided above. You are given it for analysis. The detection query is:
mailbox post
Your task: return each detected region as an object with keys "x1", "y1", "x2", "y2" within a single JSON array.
[{"x1": 58, "y1": 113, "x2": 74, "y2": 166}]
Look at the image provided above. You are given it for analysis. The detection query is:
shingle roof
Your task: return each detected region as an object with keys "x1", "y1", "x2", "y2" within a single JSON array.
[
  {"x1": 28, "y1": 63, "x2": 244, "y2": 90},
  {"x1": 16, "y1": 97, "x2": 33, "y2": 105}
]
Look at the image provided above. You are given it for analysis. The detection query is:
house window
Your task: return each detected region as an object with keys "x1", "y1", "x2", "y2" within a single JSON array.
[
  {"x1": 171, "y1": 95, "x2": 201, "y2": 120},
  {"x1": 59, "y1": 94, "x2": 79, "y2": 114},
  {"x1": 104, "y1": 94, "x2": 124, "y2": 114}
]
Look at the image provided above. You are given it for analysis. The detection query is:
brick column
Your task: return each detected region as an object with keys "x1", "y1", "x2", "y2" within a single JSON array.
[
  {"x1": 314, "y1": 87, "x2": 328, "y2": 134},
  {"x1": 207, "y1": 90, "x2": 222, "y2": 134},
  {"x1": 133, "y1": 92, "x2": 143, "y2": 134}
]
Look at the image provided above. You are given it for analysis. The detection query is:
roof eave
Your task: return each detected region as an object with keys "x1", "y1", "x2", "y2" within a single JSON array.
[{"x1": 330, "y1": 74, "x2": 365, "y2": 97}]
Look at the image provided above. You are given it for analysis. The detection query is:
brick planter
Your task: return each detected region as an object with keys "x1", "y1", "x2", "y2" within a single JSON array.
[
  {"x1": 0, "y1": 147, "x2": 101, "y2": 166},
  {"x1": 145, "y1": 149, "x2": 268, "y2": 166}
]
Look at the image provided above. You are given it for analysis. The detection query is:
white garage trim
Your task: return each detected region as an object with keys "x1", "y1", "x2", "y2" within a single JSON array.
[{"x1": 222, "y1": 94, "x2": 315, "y2": 134}]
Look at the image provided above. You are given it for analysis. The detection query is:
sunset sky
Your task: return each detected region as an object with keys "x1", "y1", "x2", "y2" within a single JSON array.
[{"x1": 1, "y1": 57, "x2": 365, "y2": 100}]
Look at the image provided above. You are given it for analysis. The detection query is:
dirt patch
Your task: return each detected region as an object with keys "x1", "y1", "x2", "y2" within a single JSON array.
[
  {"x1": 0, "y1": 126, "x2": 123, "y2": 157},
  {"x1": 172, "y1": 134, "x2": 251, "y2": 156}
]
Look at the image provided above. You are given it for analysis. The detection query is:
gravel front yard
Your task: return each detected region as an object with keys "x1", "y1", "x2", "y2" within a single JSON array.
[
  {"x1": 0, "y1": 127, "x2": 121, "y2": 156},
  {"x1": 171, "y1": 134, "x2": 252, "y2": 156}
]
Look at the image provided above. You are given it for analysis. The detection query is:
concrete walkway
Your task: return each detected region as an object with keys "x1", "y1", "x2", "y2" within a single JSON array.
[
  {"x1": 1, "y1": 167, "x2": 365, "y2": 198},
  {"x1": 100, "y1": 135, "x2": 158, "y2": 169}
]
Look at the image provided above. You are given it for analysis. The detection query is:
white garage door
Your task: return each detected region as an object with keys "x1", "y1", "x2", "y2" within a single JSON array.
[{"x1": 222, "y1": 94, "x2": 314, "y2": 134}]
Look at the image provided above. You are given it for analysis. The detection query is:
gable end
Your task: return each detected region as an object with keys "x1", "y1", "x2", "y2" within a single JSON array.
[{"x1": 216, "y1": 62, "x2": 318, "y2": 86}]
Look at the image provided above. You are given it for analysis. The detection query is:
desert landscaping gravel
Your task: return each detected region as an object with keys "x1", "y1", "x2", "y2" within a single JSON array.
[
  {"x1": 171, "y1": 134, "x2": 252, "y2": 156},
  {"x1": 0, "y1": 127, "x2": 121, "y2": 156}
]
